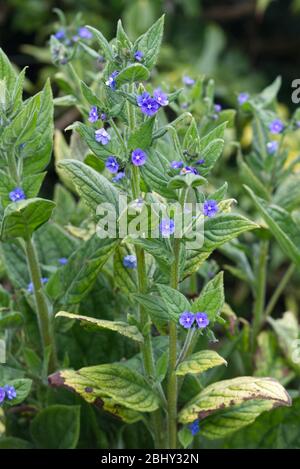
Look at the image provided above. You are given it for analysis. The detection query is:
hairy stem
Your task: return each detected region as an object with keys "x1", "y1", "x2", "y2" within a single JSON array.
[
  {"x1": 252, "y1": 240, "x2": 269, "y2": 347},
  {"x1": 167, "y1": 236, "x2": 181, "y2": 448},
  {"x1": 24, "y1": 237, "x2": 57, "y2": 373},
  {"x1": 264, "y1": 263, "x2": 295, "y2": 320}
]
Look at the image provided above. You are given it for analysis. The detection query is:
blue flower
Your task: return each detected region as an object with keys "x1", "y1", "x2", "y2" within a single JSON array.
[
  {"x1": 238, "y1": 92, "x2": 249, "y2": 105},
  {"x1": 179, "y1": 311, "x2": 195, "y2": 329},
  {"x1": 100, "y1": 113, "x2": 107, "y2": 121},
  {"x1": 132, "y1": 148, "x2": 147, "y2": 166},
  {"x1": 189, "y1": 419, "x2": 200, "y2": 436},
  {"x1": 78, "y1": 27, "x2": 93, "y2": 39},
  {"x1": 27, "y1": 278, "x2": 48, "y2": 294},
  {"x1": 170, "y1": 161, "x2": 184, "y2": 169},
  {"x1": 0, "y1": 387, "x2": 5, "y2": 404},
  {"x1": 4, "y1": 385, "x2": 17, "y2": 400},
  {"x1": 195, "y1": 158, "x2": 205, "y2": 165},
  {"x1": 9, "y1": 187, "x2": 26, "y2": 202},
  {"x1": 112, "y1": 171, "x2": 125, "y2": 183},
  {"x1": 269, "y1": 118, "x2": 284, "y2": 134},
  {"x1": 106, "y1": 156, "x2": 119, "y2": 173},
  {"x1": 214, "y1": 104, "x2": 222, "y2": 113},
  {"x1": 136, "y1": 92, "x2": 151, "y2": 107},
  {"x1": 159, "y1": 218, "x2": 175, "y2": 237},
  {"x1": 88, "y1": 106, "x2": 99, "y2": 123},
  {"x1": 140, "y1": 97, "x2": 160, "y2": 116},
  {"x1": 105, "y1": 70, "x2": 119, "y2": 90},
  {"x1": 195, "y1": 312, "x2": 209, "y2": 329},
  {"x1": 183, "y1": 76, "x2": 195, "y2": 86},
  {"x1": 153, "y1": 88, "x2": 169, "y2": 107},
  {"x1": 123, "y1": 255, "x2": 137, "y2": 269},
  {"x1": 134, "y1": 50, "x2": 144, "y2": 62},
  {"x1": 54, "y1": 30, "x2": 65, "y2": 40},
  {"x1": 267, "y1": 141, "x2": 279, "y2": 155},
  {"x1": 58, "y1": 257, "x2": 68, "y2": 265},
  {"x1": 95, "y1": 128, "x2": 111, "y2": 145},
  {"x1": 203, "y1": 200, "x2": 218, "y2": 217},
  {"x1": 180, "y1": 166, "x2": 198, "y2": 175}
]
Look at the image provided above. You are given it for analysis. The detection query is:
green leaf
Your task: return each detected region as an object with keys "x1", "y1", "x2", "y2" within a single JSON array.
[
  {"x1": 86, "y1": 26, "x2": 114, "y2": 60},
  {"x1": 268, "y1": 312, "x2": 300, "y2": 372},
  {"x1": 176, "y1": 350, "x2": 227, "y2": 376},
  {"x1": 140, "y1": 148, "x2": 175, "y2": 198},
  {"x1": 128, "y1": 117, "x2": 155, "y2": 150},
  {"x1": 116, "y1": 63, "x2": 150, "y2": 86},
  {"x1": 184, "y1": 214, "x2": 258, "y2": 276},
  {"x1": 0, "y1": 48, "x2": 17, "y2": 96},
  {"x1": 30, "y1": 405, "x2": 80, "y2": 449},
  {"x1": 113, "y1": 244, "x2": 137, "y2": 297},
  {"x1": 56, "y1": 311, "x2": 144, "y2": 343},
  {"x1": 191, "y1": 272, "x2": 224, "y2": 323},
  {"x1": 245, "y1": 185, "x2": 300, "y2": 267},
  {"x1": 134, "y1": 293, "x2": 169, "y2": 322},
  {"x1": 49, "y1": 364, "x2": 160, "y2": 412},
  {"x1": 0, "y1": 198, "x2": 55, "y2": 241},
  {"x1": 46, "y1": 235, "x2": 118, "y2": 305},
  {"x1": 178, "y1": 376, "x2": 291, "y2": 424},
  {"x1": 67, "y1": 122, "x2": 116, "y2": 160},
  {"x1": 134, "y1": 15, "x2": 164, "y2": 70},
  {"x1": 0, "y1": 311, "x2": 23, "y2": 329},
  {"x1": 156, "y1": 284, "x2": 190, "y2": 322},
  {"x1": 116, "y1": 19, "x2": 133, "y2": 50},
  {"x1": 273, "y1": 174, "x2": 300, "y2": 212},
  {"x1": 225, "y1": 397, "x2": 300, "y2": 448},
  {"x1": 0, "y1": 437, "x2": 32, "y2": 449},
  {"x1": 22, "y1": 81, "x2": 54, "y2": 175},
  {"x1": 237, "y1": 155, "x2": 270, "y2": 200},
  {"x1": 199, "y1": 138, "x2": 224, "y2": 176},
  {"x1": 128, "y1": 237, "x2": 174, "y2": 271},
  {"x1": 0, "y1": 240, "x2": 29, "y2": 289},
  {"x1": 178, "y1": 426, "x2": 193, "y2": 449},
  {"x1": 0, "y1": 378, "x2": 32, "y2": 406},
  {"x1": 57, "y1": 160, "x2": 119, "y2": 213}
]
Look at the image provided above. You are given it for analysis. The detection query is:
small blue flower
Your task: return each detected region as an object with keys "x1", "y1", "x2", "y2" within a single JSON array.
[
  {"x1": 183, "y1": 76, "x2": 195, "y2": 86},
  {"x1": 267, "y1": 141, "x2": 279, "y2": 155},
  {"x1": 140, "y1": 97, "x2": 160, "y2": 117},
  {"x1": 269, "y1": 118, "x2": 284, "y2": 134},
  {"x1": 123, "y1": 255, "x2": 137, "y2": 269},
  {"x1": 58, "y1": 257, "x2": 68, "y2": 265},
  {"x1": 214, "y1": 104, "x2": 222, "y2": 113},
  {"x1": 179, "y1": 311, "x2": 195, "y2": 329},
  {"x1": 195, "y1": 158, "x2": 205, "y2": 165},
  {"x1": 0, "y1": 387, "x2": 5, "y2": 404},
  {"x1": 72, "y1": 35, "x2": 79, "y2": 42},
  {"x1": 27, "y1": 278, "x2": 48, "y2": 294},
  {"x1": 78, "y1": 27, "x2": 93, "y2": 39},
  {"x1": 54, "y1": 30, "x2": 65, "y2": 40},
  {"x1": 95, "y1": 128, "x2": 111, "y2": 145},
  {"x1": 132, "y1": 148, "x2": 147, "y2": 166},
  {"x1": 112, "y1": 171, "x2": 125, "y2": 183},
  {"x1": 238, "y1": 92, "x2": 249, "y2": 105},
  {"x1": 180, "y1": 166, "x2": 198, "y2": 175},
  {"x1": 136, "y1": 92, "x2": 151, "y2": 107},
  {"x1": 105, "y1": 70, "x2": 119, "y2": 90},
  {"x1": 134, "y1": 50, "x2": 144, "y2": 62},
  {"x1": 153, "y1": 88, "x2": 169, "y2": 107},
  {"x1": 4, "y1": 385, "x2": 17, "y2": 400},
  {"x1": 9, "y1": 187, "x2": 26, "y2": 202},
  {"x1": 189, "y1": 419, "x2": 200, "y2": 436},
  {"x1": 106, "y1": 156, "x2": 119, "y2": 174},
  {"x1": 203, "y1": 200, "x2": 218, "y2": 217},
  {"x1": 195, "y1": 312, "x2": 209, "y2": 329},
  {"x1": 100, "y1": 113, "x2": 107, "y2": 121},
  {"x1": 88, "y1": 106, "x2": 99, "y2": 123},
  {"x1": 159, "y1": 218, "x2": 175, "y2": 237},
  {"x1": 170, "y1": 161, "x2": 184, "y2": 169}
]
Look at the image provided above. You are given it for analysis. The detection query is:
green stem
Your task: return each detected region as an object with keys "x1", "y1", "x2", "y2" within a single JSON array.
[
  {"x1": 167, "y1": 236, "x2": 181, "y2": 448},
  {"x1": 252, "y1": 240, "x2": 269, "y2": 347},
  {"x1": 130, "y1": 146, "x2": 164, "y2": 448},
  {"x1": 109, "y1": 119, "x2": 127, "y2": 154},
  {"x1": 24, "y1": 237, "x2": 57, "y2": 373},
  {"x1": 264, "y1": 264, "x2": 295, "y2": 320}
]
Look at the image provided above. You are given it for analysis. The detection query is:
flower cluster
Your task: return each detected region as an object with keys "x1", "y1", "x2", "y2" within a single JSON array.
[
  {"x1": 0, "y1": 385, "x2": 17, "y2": 404},
  {"x1": 54, "y1": 26, "x2": 93, "y2": 44},
  {"x1": 123, "y1": 255, "x2": 137, "y2": 269},
  {"x1": 136, "y1": 89, "x2": 169, "y2": 116},
  {"x1": 9, "y1": 187, "x2": 26, "y2": 202},
  {"x1": 188, "y1": 419, "x2": 200, "y2": 436},
  {"x1": 179, "y1": 311, "x2": 209, "y2": 329},
  {"x1": 27, "y1": 277, "x2": 48, "y2": 294}
]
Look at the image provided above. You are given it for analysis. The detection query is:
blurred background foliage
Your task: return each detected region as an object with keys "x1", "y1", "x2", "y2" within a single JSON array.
[{"x1": 1, "y1": 0, "x2": 300, "y2": 108}]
